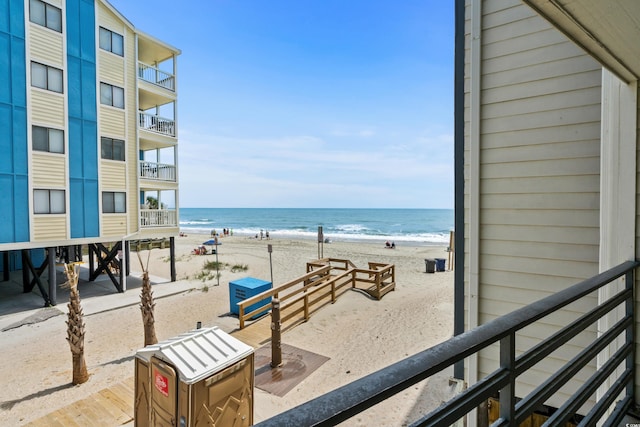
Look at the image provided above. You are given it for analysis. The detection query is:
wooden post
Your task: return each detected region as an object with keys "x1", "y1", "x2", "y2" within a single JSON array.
[
  {"x1": 448, "y1": 230, "x2": 455, "y2": 270},
  {"x1": 239, "y1": 305, "x2": 245, "y2": 329},
  {"x1": 271, "y1": 298, "x2": 282, "y2": 368}
]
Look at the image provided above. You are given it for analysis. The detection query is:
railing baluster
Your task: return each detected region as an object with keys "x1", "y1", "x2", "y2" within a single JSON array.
[
  {"x1": 499, "y1": 332, "x2": 516, "y2": 425},
  {"x1": 626, "y1": 268, "x2": 635, "y2": 399}
]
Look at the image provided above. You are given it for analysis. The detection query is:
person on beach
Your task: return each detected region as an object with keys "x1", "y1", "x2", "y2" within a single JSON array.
[{"x1": 266, "y1": 230, "x2": 270, "y2": 239}]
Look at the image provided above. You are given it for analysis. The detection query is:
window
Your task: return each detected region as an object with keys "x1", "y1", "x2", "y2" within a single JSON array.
[
  {"x1": 103, "y1": 192, "x2": 126, "y2": 213},
  {"x1": 34, "y1": 189, "x2": 65, "y2": 214},
  {"x1": 99, "y1": 27, "x2": 124, "y2": 56},
  {"x1": 101, "y1": 137, "x2": 125, "y2": 161},
  {"x1": 33, "y1": 126, "x2": 64, "y2": 153},
  {"x1": 31, "y1": 62, "x2": 63, "y2": 93},
  {"x1": 100, "y1": 83, "x2": 124, "y2": 108},
  {"x1": 29, "y1": 0, "x2": 62, "y2": 32}
]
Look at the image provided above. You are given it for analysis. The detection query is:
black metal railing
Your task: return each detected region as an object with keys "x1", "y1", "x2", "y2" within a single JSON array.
[{"x1": 255, "y1": 260, "x2": 639, "y2": 426}]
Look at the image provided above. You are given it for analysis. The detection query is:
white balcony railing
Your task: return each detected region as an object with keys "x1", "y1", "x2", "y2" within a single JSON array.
[
  {"x1": 140, "y1": 209, "x2": 177, "y2": 228},
  {"x1": 139, "y1": 161, "x2": 176, "y2": 181},
  {"x1": 138, "y1": 62, "x2": 175, "y2": 91},
  {"x1": 139, "y1": 112, "x2": 175, "y2": 137}
]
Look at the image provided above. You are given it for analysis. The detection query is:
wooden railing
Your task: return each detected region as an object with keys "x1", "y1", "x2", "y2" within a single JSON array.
[
  {"x1": 138, "y1": 62, "x2": 175, "y2": 91},
  {"x1": 139, "y1": 209, "x2": 177, "y2": 228},
  {"x1": 138, "y1": 112, "x2": 175, "y2": 137},
  {"x1": 237, "y1": 258, "x2": 396, "y2": 329},
  {"x1": 139, "y1": 160, "x2": 176, "y2": 181}
]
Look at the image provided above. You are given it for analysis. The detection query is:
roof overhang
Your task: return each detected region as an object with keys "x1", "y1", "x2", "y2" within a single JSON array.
[{"x1": 523, "y1": 0, "x2": 640, "y2": 83}]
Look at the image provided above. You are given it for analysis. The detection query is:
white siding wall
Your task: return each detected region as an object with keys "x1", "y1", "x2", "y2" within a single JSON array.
[
  {"x1": 101, "y1": 162, "x2": 126, "y2": 189},
  {"x1": 33, "y1": 216, "x2": 67, "y2": 241},
  {"x1": 27, "y1": 2, "x2": 68, "y2": 242},
  {"x1": 98, "y1": 3, "x2": 131, "y2": 237},
  {"x1": 32, "y1": 153, "x2": 66, "y2": 188},
  {"x1": 29, "y1": 25, "x2": 64, "y2": 66},
  {"x1": 101, "y1": 215, "x2": 127, "y2": 237},
  {"x1": 465, "y1": 0, "x2": 602, "y2": 411},
  {"x1": 125, "y1": 25, "x2": 138, "y2": 233}
]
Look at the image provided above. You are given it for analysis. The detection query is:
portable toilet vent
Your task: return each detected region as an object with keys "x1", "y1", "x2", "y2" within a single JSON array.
[{"x1": 134, "y1": 326, "x2": 254, "y2": 426}]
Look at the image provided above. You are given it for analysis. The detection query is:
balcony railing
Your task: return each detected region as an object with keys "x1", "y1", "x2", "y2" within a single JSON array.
[
  {"x1": 138, "y1": 112, "x2": 175, "y2": 137},
  {"x1": 140, "y1": 209, "x2": 177, "y2": 228},
  {"x1": 138, "y1": 62, "x2": 175, "y2": 91},
  {"x1": 139, "y1": 160, "x2": 176, "y2": 182},
  {"x1": 256, "y1": 260, "x2": 640, "y2": 426}
]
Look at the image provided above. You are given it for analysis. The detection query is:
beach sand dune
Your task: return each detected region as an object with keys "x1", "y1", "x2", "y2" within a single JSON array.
[{"x1": 0, "y1": 233, "x2": 454, "y2": 426}]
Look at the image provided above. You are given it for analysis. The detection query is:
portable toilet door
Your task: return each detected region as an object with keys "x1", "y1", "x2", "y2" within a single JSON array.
[{"x1": 150, "y1": 356, "x2": 178, "y2": 426}]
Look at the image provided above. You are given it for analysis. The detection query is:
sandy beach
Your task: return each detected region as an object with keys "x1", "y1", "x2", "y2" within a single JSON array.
[{"x1": 0, "y1": 232, "x2": 454, "y2": 426}]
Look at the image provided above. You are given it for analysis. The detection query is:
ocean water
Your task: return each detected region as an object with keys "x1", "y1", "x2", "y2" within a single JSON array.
[{"x1": 180, "y1": 208, "x2": 453, "y2": 246}]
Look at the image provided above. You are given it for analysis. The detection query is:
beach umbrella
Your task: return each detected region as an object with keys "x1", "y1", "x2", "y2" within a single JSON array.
[{"x1": 202, "y1": 239, "x2": 221, "y2": 246}]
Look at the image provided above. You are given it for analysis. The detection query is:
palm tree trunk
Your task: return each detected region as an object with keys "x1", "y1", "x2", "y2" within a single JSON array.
[
  {"x1": 140, "y1": 270, "x2": 158, "y2": 346},
  {"x1": 65, "y1": 264, "x2": 89, "y2": 385}
]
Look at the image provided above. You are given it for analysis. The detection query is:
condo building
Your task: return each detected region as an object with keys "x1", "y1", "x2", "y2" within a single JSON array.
[{"x1": 0, "y1": 0, "x2": 180, "y2": 304}]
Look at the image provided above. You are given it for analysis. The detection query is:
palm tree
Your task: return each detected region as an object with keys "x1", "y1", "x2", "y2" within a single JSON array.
[
  {"x1": 137, "y1": 251, "x2": 158, "y2": 346},
  {"x1": 64, "y1": 264, "x2": 89, "y2": 385}
]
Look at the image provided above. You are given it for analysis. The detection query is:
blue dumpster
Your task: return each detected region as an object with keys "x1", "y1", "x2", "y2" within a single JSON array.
[
  {"x1": 229, "y1": 277, "x2": 272, "y2": 319},
  {"x1": 435, "y1": 258, "x2": 446, "y2": 272}
]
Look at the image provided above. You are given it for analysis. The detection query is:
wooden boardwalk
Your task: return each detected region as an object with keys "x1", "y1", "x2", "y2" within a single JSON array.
[
  {"x1": 22, "y1": 317, "x2": 278, "y2": 426},
  {"x1": 25, "y1": 377, "x2": 135, "y2": 426},
  {"x1": 23, "y1": 259, "x2": 394, "y2": 426}
]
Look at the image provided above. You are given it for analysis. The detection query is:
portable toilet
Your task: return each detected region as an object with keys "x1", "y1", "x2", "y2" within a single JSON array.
[{"x1": 134, "y1": 326, "x2": 254, "y2": 426}]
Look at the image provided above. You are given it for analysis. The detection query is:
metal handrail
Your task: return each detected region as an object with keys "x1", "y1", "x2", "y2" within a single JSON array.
[{"x1": 255, "y1": 260, "x2": 639, "y2": 426}]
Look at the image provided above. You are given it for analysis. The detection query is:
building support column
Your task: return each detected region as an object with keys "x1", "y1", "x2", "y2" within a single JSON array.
[
  {"x1": 48, "y1": 247, "x2": 56, "y2": 305},
  {"x1": 467, "y1": 3, "x2": 482, "y2": 426},
  {"x1": 598, "y1": 69, "x2": 637, "y2": 406},
  {"x1": 2, "y1": 252, "x2": 9, "y2": 282},
  {"x1": 170, "y1": 237, "x2": 176, "y2": 282}
]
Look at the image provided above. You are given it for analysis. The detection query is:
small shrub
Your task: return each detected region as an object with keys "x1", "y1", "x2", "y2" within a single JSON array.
[
  {"x1": 194, "y1": 270, "x2": 214, "y2": 282},
  {"x1": 203, "y1": 260, "x2": 226, "y2": 271},
  {"x1": 230, "y1": 264, "x2": 249, "y2": 273}
]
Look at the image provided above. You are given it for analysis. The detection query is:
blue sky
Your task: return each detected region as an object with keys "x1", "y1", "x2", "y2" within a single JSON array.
[{"x1": 108, "y1": 0, "x2": 455, "y2": 209}]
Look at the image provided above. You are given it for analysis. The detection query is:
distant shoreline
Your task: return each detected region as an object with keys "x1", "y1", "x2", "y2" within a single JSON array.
[{"x1": 179, "y1": 227, "x2": 450, "y2": 248}]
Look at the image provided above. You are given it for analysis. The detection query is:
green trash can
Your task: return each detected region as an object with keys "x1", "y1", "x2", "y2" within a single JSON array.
[{"x1": 425, "y1": 259, "x2": 436, "y2": 273}]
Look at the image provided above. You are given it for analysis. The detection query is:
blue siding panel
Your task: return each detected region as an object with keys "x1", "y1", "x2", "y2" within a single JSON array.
[
  {"x1": 66, "y1": 0, "x2": 80, "y2": 57},
  {"x1": 0, "y1": 175, "x2": 15, "y2": 242},
  {"x1": 13, "y1": 107, "x2": 27, "y2": 174},
  {"x1": 69, "y1": 179, "x2": 85, "y2": 237},
  {"x1": 0, "y1": 104, "x2": 11, "y2": 173},
  {"x1": 84, "y1": 179, "x2": 100, "y2": 236},
  {"x1": 82, "y1": 61, "x2": 97, "y2": 120},
  {"x1": 80, "y1": 0, "x2": 95, "y2": 61},
  {"x1": 11, "y1": 37, "x2": 26, "y2": 106},
  {"x1": 0, "y1": 0, "x2": 28, "y2": 244},
  {"x1": 67, "y1": 55, "x2": 81, "y2": 119},
  {"x1": 0, "y1": 0, "x2": 8, "y2": 33},
  {"x1": 0, "y1": 34, "x2": 10, "y2": 104},
  {"x1": 14, "y1": 174, "x2": 29, "y2": 241},
  {"x1": 67, "y1": 0, "x2": 98, "y2": 238}
]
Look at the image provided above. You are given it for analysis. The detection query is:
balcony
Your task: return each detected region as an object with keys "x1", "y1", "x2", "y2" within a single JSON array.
[
  {"x1": 256, "y1": 261, "x2": 640, "y2": 426},
  {"x1": 138, "y1": 112, "x2": 175, "y2": 137},
  {"x1": 139, "y1": 160, "x2": 176, "y2": 182},
  {"x1": 138, "y1": 62, "x2": 174, "y2": 91},
  {"x1": 140, "y1": 209, "x2": 177, "y2": 228}
]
